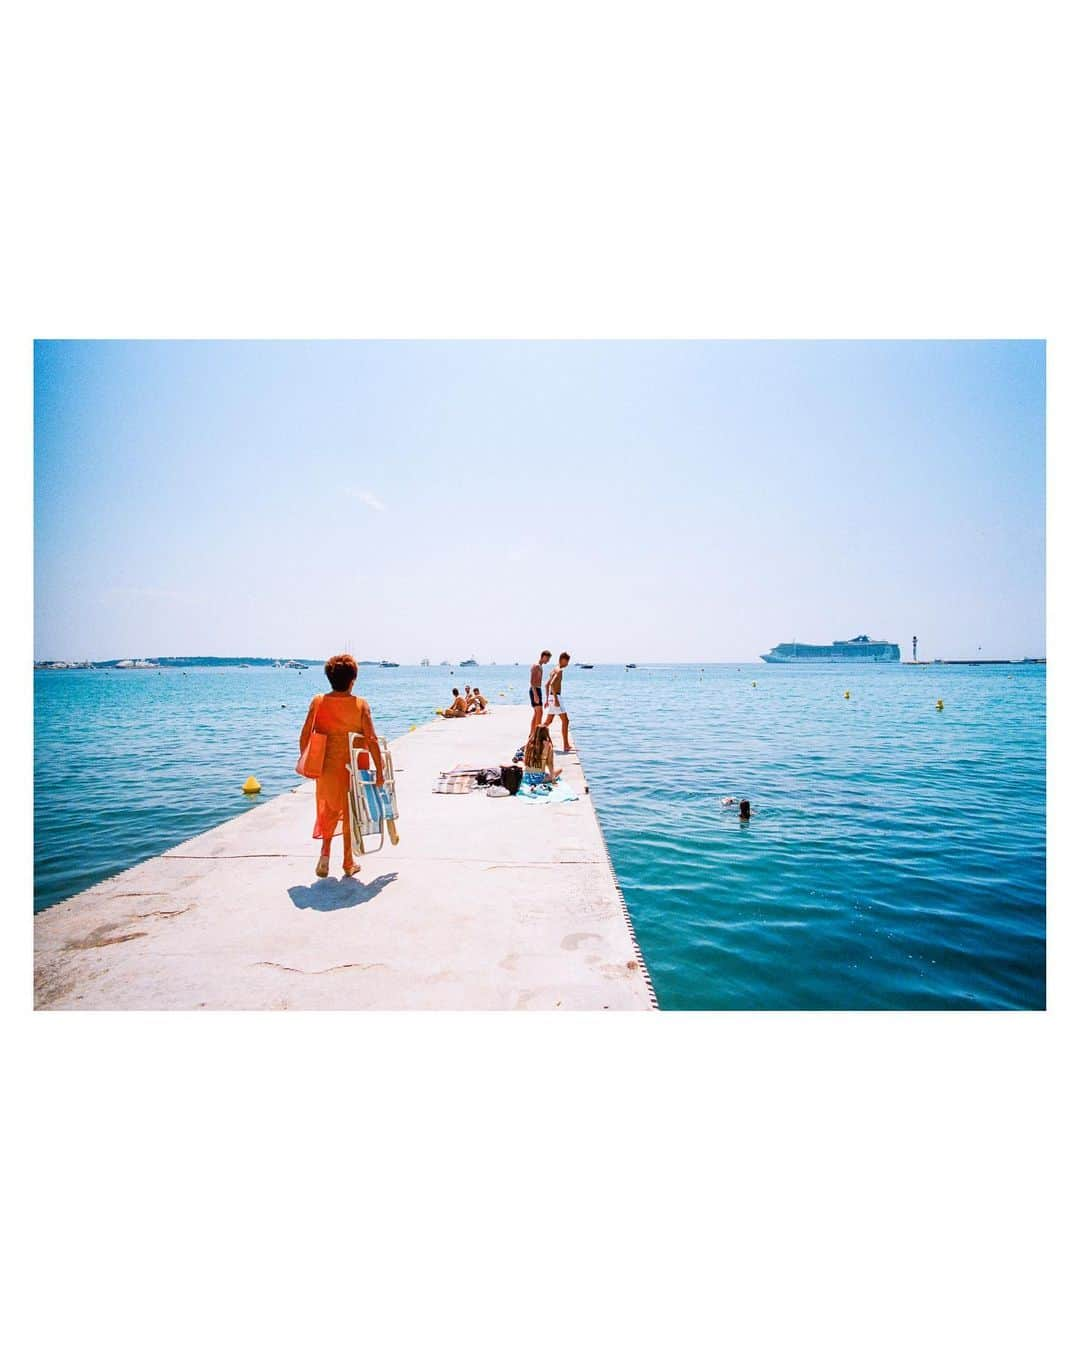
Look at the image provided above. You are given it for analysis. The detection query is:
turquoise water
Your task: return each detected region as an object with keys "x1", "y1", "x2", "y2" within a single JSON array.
[{"x1": 34, "y1": 663, "x2": 1045, "y2": 1009}]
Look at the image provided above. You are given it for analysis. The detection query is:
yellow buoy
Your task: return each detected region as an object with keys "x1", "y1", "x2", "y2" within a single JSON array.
[
  {"x1": 844, "y1": 690, "x2": 850, "y2": 699},
  {"x1": 409, "y1": 723, "x2": 416, "y2": 731},
  {"x1": 242, "y1": 775, "x2": 261, "y2": 794},
  {"x1": 936, "y1": 699, "x2": 944, "y2": 711}
]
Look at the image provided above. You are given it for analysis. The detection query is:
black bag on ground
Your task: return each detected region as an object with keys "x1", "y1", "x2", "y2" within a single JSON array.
[{"x1": 500, "y1": 764, "x2": 523, "y2": 795}]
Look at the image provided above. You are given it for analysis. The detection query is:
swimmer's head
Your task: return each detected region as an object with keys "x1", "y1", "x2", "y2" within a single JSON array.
[{"x1": 739, "y1": 799, "x2": 752, "y2": 820}]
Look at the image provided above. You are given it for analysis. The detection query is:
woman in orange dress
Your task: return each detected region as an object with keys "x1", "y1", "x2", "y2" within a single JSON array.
[{"x1": 299, "y1": 653, "x2": 384, "y2": 878}]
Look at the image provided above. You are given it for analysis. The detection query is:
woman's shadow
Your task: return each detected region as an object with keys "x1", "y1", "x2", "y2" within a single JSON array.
[{"x1": 288, "y1": 871, "x2": 398, "y2": 912}]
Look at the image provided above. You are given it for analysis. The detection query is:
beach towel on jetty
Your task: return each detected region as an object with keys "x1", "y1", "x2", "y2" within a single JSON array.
[
  {"x1": 517, "y1": 781, "x2": 579, "y2": 805},
  {"x1": 433, "y1": 764, "x2": 509, "y2": 794}
]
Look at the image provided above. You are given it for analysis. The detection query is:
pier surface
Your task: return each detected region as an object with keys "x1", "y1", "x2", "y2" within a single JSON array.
[{"x1": 34, "y1": 707, "x2": 656, "y2": 1010}]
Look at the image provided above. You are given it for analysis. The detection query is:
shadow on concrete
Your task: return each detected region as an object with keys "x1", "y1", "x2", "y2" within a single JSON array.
[{"x1": 288, "y1": 872, "x2": 399, "y2": 912}]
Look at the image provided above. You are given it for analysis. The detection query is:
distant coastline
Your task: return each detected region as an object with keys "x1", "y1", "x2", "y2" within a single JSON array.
[
  {"x1": 34, "y1": 654, "x2": 1047, "y2": 671},
  {"x1": 34, "y1": 656, "x2": 321, "y2": 670}
]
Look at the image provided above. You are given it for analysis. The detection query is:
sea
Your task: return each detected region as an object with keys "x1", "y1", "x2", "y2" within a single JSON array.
[{"x1": 34, "y1": 661, "x2": 1046, "y2": 1010}]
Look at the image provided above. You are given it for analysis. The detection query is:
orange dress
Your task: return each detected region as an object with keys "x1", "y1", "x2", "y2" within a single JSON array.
[{"x1": 300, "y1": 692, "x2": 378, "y2": 840}]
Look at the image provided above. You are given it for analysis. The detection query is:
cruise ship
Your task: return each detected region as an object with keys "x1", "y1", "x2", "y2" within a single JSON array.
[{"x1": 760, "y1": 634, "x2": 901, "y2": 664}]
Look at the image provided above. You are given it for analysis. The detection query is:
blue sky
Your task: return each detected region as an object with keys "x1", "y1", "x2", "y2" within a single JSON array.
[{"x1": 34, "y1": 341, "x2": 1045, "y2": 662}]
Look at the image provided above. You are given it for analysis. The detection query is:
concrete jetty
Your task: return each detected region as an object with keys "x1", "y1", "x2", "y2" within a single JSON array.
[{"x1": 34, "y1": 707, "x2": 657, "y2": 1010}]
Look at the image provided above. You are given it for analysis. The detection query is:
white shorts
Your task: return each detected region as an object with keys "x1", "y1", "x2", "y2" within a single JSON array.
[{"x1": 547, "y1": 700, "x2": 569, "y2": 718}]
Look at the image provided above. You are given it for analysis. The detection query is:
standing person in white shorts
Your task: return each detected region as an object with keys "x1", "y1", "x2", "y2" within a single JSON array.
[{"x1": 543, "y1": 651, "x2": 574, "y2": 752}]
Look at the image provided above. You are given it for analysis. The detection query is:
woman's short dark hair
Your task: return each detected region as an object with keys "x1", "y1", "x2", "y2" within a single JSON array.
[
  {"x1": 560, "y1": 651, "x2": 570, "y2": 662},
  {"x1": 540, "y1": 649, "x2": 552, "y2": 660},
  {"x1": 325, "y1": 653, "x2": 358, "y2": 691}
]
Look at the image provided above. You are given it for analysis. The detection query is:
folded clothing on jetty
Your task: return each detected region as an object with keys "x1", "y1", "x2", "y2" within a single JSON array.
[{"x1": 433, "y1": 764, "x2": 521, "y2": 794}]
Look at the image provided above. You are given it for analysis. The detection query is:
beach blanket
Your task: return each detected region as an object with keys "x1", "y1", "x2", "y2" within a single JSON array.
[
  {"x1": 433, "y1": 764, "x2": 505, "y2": 793},
  {"x1": 516, "y1": 781, "x2": 580, "y2": 805}
]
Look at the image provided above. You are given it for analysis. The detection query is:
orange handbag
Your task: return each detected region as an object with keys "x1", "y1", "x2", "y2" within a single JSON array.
[{"x1": 296, "y1": 695, "x2": 327, "y2": 778}]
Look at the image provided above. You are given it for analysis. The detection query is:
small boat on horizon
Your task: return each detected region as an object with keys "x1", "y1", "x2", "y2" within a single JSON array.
[
  {"x1": 577, "y1": 663, "x2": 594, "y2": 669},
  {"x1": 460, "y1": 657, "x2": 478, "y2": 667},
  {"x1": 625, "y1": 663, "x2": 637, "y2": 669},
  {"x1": 380, "y1": 660, "x2": 400, "y2": 668}
]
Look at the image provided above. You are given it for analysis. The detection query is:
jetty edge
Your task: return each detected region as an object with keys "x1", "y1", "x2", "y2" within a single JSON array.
[{"x1": 34, "y1": 705, "x2": 657, "y2": 1011}]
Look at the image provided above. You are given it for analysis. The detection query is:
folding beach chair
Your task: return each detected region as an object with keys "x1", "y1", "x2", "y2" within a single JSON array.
[{"x1": 347, "y1": 734, "x2": 400, "y2": 854}]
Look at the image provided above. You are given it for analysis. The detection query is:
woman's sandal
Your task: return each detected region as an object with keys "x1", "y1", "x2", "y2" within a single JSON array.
[
  {"x1": 315, "y1": 855, "x2": 330, "y2": 878},
  {"x1": 343, "y1": 861, "x2": 362, "y2": 878}
]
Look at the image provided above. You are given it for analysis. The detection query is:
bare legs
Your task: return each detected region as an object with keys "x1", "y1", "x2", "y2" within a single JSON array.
[
  {"x1": 342, "y1": 811, "x2": 360, "y2": 876},
  {"x1": 544, "y1": 711, "x2": 573, "y2": 752},
  {"x1": 315, "y1": 813, "x2": 361, "y2": 878}
]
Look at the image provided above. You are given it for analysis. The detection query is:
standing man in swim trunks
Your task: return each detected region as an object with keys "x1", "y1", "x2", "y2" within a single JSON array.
[
  {"x1": 543, "y1": 651, "x2": 574, "y2": 752},
  {"x1": 529, "y1": 649, "x2": 551, "y2": 735}
]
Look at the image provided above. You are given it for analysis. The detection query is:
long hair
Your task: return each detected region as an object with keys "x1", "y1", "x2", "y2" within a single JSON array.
[{"x1": 524, "y1": 723, "x2": 551, "y2": 769}]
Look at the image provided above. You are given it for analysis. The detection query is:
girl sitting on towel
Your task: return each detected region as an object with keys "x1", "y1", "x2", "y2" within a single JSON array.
[{"x1": 522, "y1": 724, "x2": 562, "y2": 787}]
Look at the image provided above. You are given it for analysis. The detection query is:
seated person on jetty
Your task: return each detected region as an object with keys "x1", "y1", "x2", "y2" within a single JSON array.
[
  {"x1": 440, "y1": 688, "x2": 469, "y2": 717},
  {"x1": 522, "y1": 725, "x2": 562, "y2": 786},
  {"x1": 439, "y1": 687, "x2": 489, "y2": 717}
]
